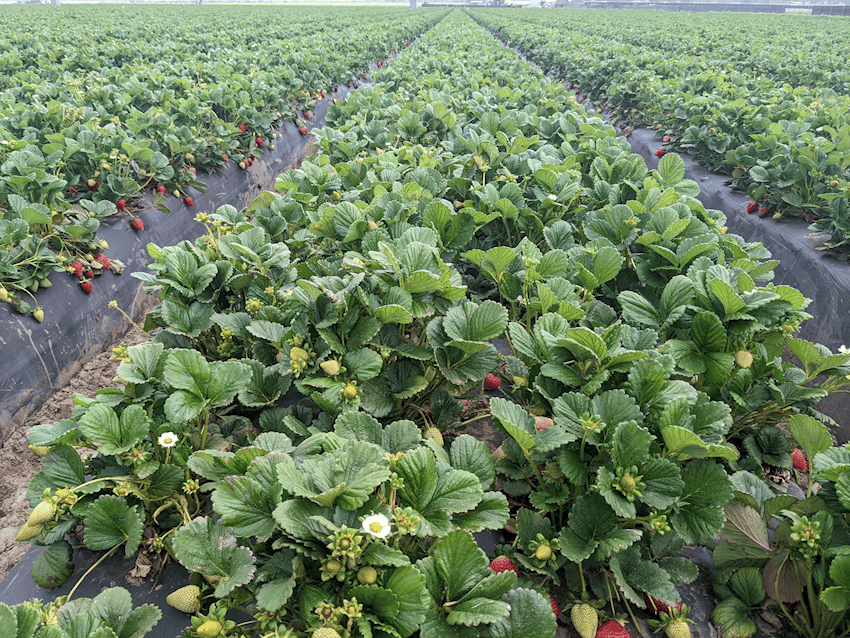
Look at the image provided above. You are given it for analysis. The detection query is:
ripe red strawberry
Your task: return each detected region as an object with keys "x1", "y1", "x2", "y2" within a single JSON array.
[
  {"x1": 157, "y1": 185, "x2": 167, "y2": 195},
  {"x1": 793, "y1": 448, "x2": 807, "y2": 472},
  {"x1": 304, "y1": 111, "x2": 312, "y2": 119},
  {"x1": 535, "y1": 416, "x2": 554, "y2": 431},
  {"x1": 116, "y1": 199, "x2": 126, "y2": 211},
  {"x1": 747, "y1": 201, "x2": 759, "y2": 214},
  {"x1": 69, "y1": 261, "x2": 84, "y2": 277},
  {"x1": 550, "y1": 597, "x2": 559, "y2": 616},
  {"x1": 644, "y1": 594, "x2": 681, "y2": 616},
  {"x1": 299, "y1": 127, "x2": 308, "y2": 135},
  {"x1": 484, "y1": 373, "x2": 501, "y2": 390},
  {"x1": 662, "y1": 135, "x2": 671, "y2": 143},
  {"x1": 347, "y1": 82, "x2": 352, "y2": 88},
  {"x1": 131, "y1": 217, "x2": 144, "y2": 231},
  {"x1": 184, "y1": 196, "x2": 194, "y2": 207},
  {"x1": 84, "y1": 269, "x2": 94, "y2": 278},
  {"x1": 596, "y1": 620, "x2": 630, "y2": 638},
  {"x1": 378, "y1": 60, "x2": 383, "y2": 67},
  {"x1": 239, "y1": 124, "x2": 247, "y2": 133},
  {"x1": 80, "y1": 280, "x2": 93, "y2": 294},
  {"x1": 256, "y1": 137, "x2": 265, "y2": 147},
  {"x1": 656, "y1": 148, "x2": 666, "y2": 157},
  {"x1": 95, "y1": 253, "x2": 111, "y2": 270},
  {"x1": 758, "y1": 206, "x2": 770, "y2": 218},
  {"x1": 86, "y1": 178, "x2": 98, "y2": 191},
  {"x1": 321, "y1": 91, "x2": 326, "y2": 98},
  {"x1": 489, "y1": 556, "x2": 519, "y2": 574}
]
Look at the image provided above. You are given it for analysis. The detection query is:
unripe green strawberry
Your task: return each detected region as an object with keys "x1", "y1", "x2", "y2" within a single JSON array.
[
  {"x1": 424, "y1": 426, "x2": 443, "y2": 446},
  {"x1": 39, "y1": 278, "x2": 52, "y2": 288},
  {"x1": 734, "y1": 350, "x2": 753, "y2": 369},
  {"x1": 312, "y1": 629, "x2": 342, "y2": 638},
  {"x1": 665, "y1": 618, "x2": 692, "y2": 638},
  {"x1": 619, "y1": 474, "x2": 637, "y2": 493},
  {"x1": 197, "y1": 620, "x2": 223, "y2": 637},
  {"x1": 166, "y1": 585, "x2": 201, "y2": 613},
  {"x1": 27, "y1": 500, "x2": 57, "y2": 526},
  {"x1": 367, "y1": 220, "x2": 379, "y2": 230},
  {"x1": 343, "y1": 383, "x2": 358, "y2": 400},
  {"x1": 571, "y1": 603, "x2": 598, "y2": 638},
  {"x1": 28, "y1": 444, "x2": 50, "y2": 456},
  {"x1": 33, "y1": 308, "x2": 44, "y2": 323},
  {"x1": 320, "y1": 360, "x2": 341, "y2": 376},
  {"x1": 16, "y1": 522, "x2": 44, "y2": 542},
  {"x1": 0, "y1": 287, "x2": 8, "y2": 302},
  {"x1": 534, "y1": 544, "x2": 553, "y2": 561},
  {"x1": 357, "y1": 566, "x2": 378, "y2": 585},
  {"x1": 290, "y1": 346, "x2": 310, "y2": 363},
  {"x1": 491, "y1": 446, "x2": 506, "y2": 462}
]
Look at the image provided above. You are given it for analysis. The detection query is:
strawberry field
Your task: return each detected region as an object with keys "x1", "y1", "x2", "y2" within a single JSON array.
[
  {"x1": 471, "y1": 8, "x2": 850, "y2": 253},
  {"x1": 4, "y1": 6, "x2": 850, "y2": 638}
]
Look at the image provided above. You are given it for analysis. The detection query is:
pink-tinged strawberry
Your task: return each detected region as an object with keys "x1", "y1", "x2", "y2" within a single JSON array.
[
  {"x1": 747, "y1": 201, "x2": 759, "y2": 214},
  {"x1": 596, "y1": 620, "x2": 631, "y2": 638},
  {"x1": 299, "y1": 127, "x2": 308, "y2": 135},
  {"x1": 550, "y1": 597, "x2": 559, "y2": 616},
  {"x1": 256, "y1": 137, "x2": 265, "y2": 147},
  {"x1": 157, "y1": 185, "x2": 167, "y2": 195},
  {"x1": 239, "y1": 124, "x2": 247, "y2": 133},
  {"x1": 95, "y1": 253, "x2": 111, "y2": 270},
  {"x1": 489, "y1": 556, "x2": 519, "y2": 574},
  {"x1": 662, "y1": 135, "x2": 671, "y2": 143},
  {"x1": 535, "y1": 416, "x2": 554, "y2": 431},
  {"x1": 644, "y1": 594, "x2": 681, "y2": 616},
  {"x1": 69, "y1": 261, "x2": 84, "y2": 277},
  {"x1": 187, "y1": 167, "x2": 196, "y2": 175},
  {"x1": 116, "y1": 199, "x2": 126, "y2": 211},
  {"x1": 184, "y1": 196, "x2": 194, "y2": 207},
  {"x1": 80, "y1": 280, "x2": 93, "y2": 294},
  {"x1": 793, "y1": 448, "x2": 807, "y2": 472},
  {"x1": 131, "y1": 217, "x2": 144, "y2": 231},
  {"x1": 239, "y1": 161, "x2": 247, "y2": 170},
  {"x1": 484, "y1": 373, "x2": 501, "y2": 390},
  {"x1": 304, "y1": 111, "x2": 312, "y2": 119},
  {"x1": 321, "y1": 90, "x2": 326, "y2": 98},
  {"x1": 222, "y1": 153, "x2": 229, "y2": 162},
  {"x1": 86, "y1": 179, "x2": 98, "y2": 191},
  {"x1": 758, "y1": 206, "x2": 770, "y2": 218},
  {"x1": 656, "y1": 148, "x2": 666, "y2": 157}
]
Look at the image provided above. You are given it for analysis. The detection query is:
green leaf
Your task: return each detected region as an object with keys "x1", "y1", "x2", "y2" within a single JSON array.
[
  {"x1": 787, "y1": 338, "x2": 822, "y2": 367},
  {"x1": 448, "y1": 598, "x2": 510, "y2": 627},
  {"x1": 559, "y1": 492, "x2": 640, "y2": 563},
  {"x1": 40, "y1": 443, "x2": 86, "y2": 490},
  {"x1": 385, "y1": 565, "x2": 431, "y2": 636},
  {"x1": 31, "y1": 541, "x2": 73, "y2": 589},
  {"x1": 729, "y1": 567, "x2": 766, "y2": 607},
  {"x1": 443, "y1": 300, "x2": 508, "y2": 343},
  {"x1": 672, "y1": 459, "x2": 732, "y2": 544},
  {"x1": 609, "y1": 544, "x2": 679, "y2": 606},
  {"x1": 450, "y1": 435, "x2": 495, "y2": 490},
  {"x1": 612, "y1": 421, "x2": 652, "y2": 469},
  {"x1": 656, "y1": 153, "x2": 686, "y2": 186},
  {"x1": 821, "y1": 555, "x2": 850, "y2": 612},
  {"x1": 691, "y1": 311, "x2": 726, "y2": 353},
  {"x1": 789, "y1": 414, "x2": 832, "y2": 465},
  {"x1": 335, "y1": 411, "x2": 382, "y2": 446},
  {"x1": 711, "y1": 597, "x2": 757, "y2": 638},
  {"x1": 431, "y1": 530, "x2": 492, "y2": 601},
  {"x1": 256, "y1": 576, "x2": 296, "y2": 612},
  {"x1": 172, "y1": 516, "x2": 256, "y2": 597},
  {"x1": 212, "y1": 475, "x2": 278, "y2": 540},
  {"x1": 83, "y1": 496, "x2": 144, "y2": 556},
  {"x1": 489, "y1": 398, "x2": 536, "y2": 452},
  {"x1": 490, "y1": 588, "x2": 556, "y2": 638},
  {"x1": 78, "y1": 404, "x2": 149, "y2": 456},
  {"x1": 618, "y1": 291, "x2": 660, "y2": 327},
  {"x1": 453, "y1": 492, "x2": 510, "y2": 533},
  {"x1": 342, "y1": 348, "x2": 384, "y2": 382}
]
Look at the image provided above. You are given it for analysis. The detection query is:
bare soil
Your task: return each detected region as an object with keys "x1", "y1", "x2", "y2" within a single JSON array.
[{"x1": 0, "y1": 322, "x2": 149, "y2": 585}]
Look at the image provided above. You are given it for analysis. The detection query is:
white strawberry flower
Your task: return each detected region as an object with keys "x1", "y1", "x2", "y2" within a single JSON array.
[
  {"x1": 839, "y1": 345, "x2": 849, "y2": 354},
  {"x1": 158, "y1": 431, "x2": 178, "y2": 448},
  {"x1": 362, "y1": 513, "x2": 391, "y2": 539}
]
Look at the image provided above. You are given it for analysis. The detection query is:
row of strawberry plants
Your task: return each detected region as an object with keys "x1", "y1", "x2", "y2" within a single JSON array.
[
  {"x1": 16, "y1": 8, "x2": 850, "y2": 638},
  {"x1": 468, "y1": 8, "x2": 850, "y2": 253},
  {"x1": 0, "y1": 4, "x2": 447, "y2": 321}
]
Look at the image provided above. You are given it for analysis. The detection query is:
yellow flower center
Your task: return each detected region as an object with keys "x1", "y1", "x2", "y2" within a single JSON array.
[{"x1": 370, "y1": 522, "x2": 384, "y2": 534}]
